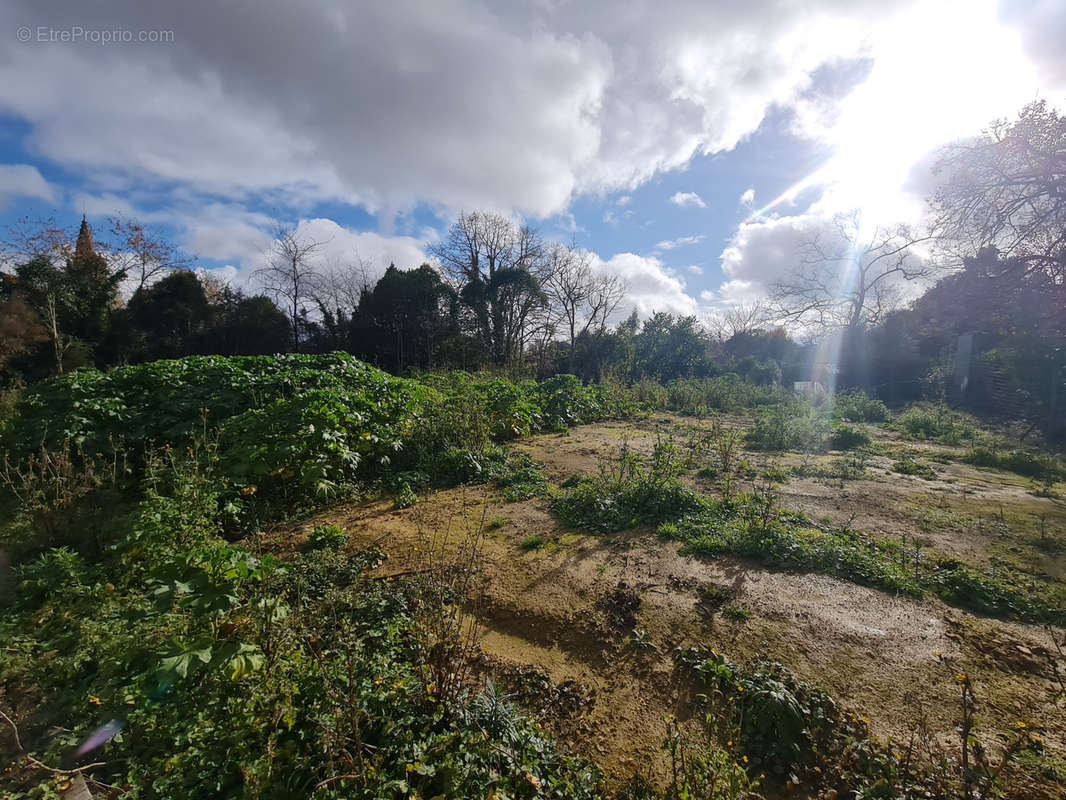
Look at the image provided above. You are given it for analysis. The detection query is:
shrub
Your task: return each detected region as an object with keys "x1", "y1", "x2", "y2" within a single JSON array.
[
  {"x1": 828, "y1": 424, "x2": 871, "y2": 451},
  {"x1": 965, "y1": 446, "x2": 1066, "y2": 482},
  {"x1": 895, "y1": 403, "x2": 977, "y2": 444},
  {"x1": 554, "y1": 441, "x2": 705, "y2": 532},
  {"x1": 304, "y1": 524, "x2": 348, "y2": 552},
  {"x1": 833, "y1": 390, "x2": 888, "y2": 423},
  {"x1": 746, "y1": 410, "x2": 826, "y2": 452}
]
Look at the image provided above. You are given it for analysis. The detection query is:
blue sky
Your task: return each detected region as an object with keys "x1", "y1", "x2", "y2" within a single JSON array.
[{"x1": 0, "y1": 0, "x2": 1061, "y2": 319}]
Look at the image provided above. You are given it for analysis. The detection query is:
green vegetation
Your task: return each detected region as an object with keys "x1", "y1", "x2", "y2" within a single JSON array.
[
  {"x1": 893, "y1": 403, "x2": 978, "y2": 445},
  {"x1": 520, "y1": 534, "x2": 546, "y2": 551},
  {"x1": 303, "y1": 523, "x2": 348, "y2": 552},
  {"x1": 554, "y1": 438, "x2": 706, "y2": 532},
  {"x1": 892, "y1": 456, "x2": 938, "y2": 480},
  {"x1": 0, "y1": 354, "x2": 625, "y2": 798},
  {"x1": 745, "y1": 408, "x2": 827, "y2": 452},
  {"x1": 674, "y1": 648, "x2": 1039, "y2": 799},
  {"x1": 828, "y1": 423, "x2": 871, "y2": 450},
  {"x1": 965, "y1": 444, "x2": 1066, "y2": 483},
  {"x1": 660, "y1": 493, "x2": 1066, "y2": 625},
  {"x1": 833, "y1": 390, "x2": 889, "y2": 423}
]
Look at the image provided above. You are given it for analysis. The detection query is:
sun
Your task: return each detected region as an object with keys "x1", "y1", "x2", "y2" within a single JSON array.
[
  {"x1": 821, "y1": 0, "x2": 1038, "y2": 219},
  {"x1": 747, "y1": 0, "x2": 1040, "y2": 227}
]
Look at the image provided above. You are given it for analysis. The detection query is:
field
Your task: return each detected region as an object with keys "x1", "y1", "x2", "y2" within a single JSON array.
[{"x1": 1, "y1": 354, "x2": 1064, "y2": 799}]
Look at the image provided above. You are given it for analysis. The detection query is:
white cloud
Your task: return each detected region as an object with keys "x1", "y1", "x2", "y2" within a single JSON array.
[
  {"x1": 654, "y1": 234, "x2": 705, "y2": 251},
  {"x1": 738, "y1": 187, "x2": 755, "y2": 206},
  {"x1": 0, "y1": 164, "x2": 57, "y2": 206},
  {"x1": 687, "y1": 265, "x2": 703, "y2": 275},
  {"x1": 0, "y1": 0, "x2": 964, "y2": 219},
  {"x1": 589, "y1": 252, "x2": 701, "y2": 319},
  {"x1": 669, "y1": 191, "x2": 707, "y2": 209},
  {"x1": 617, "y1": 195, "x2": 632, "y2": 206},
  {"x1": 291, "y1": 218, "x2": 428, "y2": 279}
]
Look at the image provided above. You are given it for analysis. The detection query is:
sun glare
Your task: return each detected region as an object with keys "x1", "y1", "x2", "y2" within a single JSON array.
[
  {"x1": 748, "y1": 0, "x2": 1039, "y2": 227},
  {"x1": 823, "y1": 0, "x2": 1037, "y2": 216}
]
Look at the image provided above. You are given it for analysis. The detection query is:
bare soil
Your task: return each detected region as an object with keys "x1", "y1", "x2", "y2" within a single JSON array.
[{"x1": 261, "y1": 415, "x2": 1066, "y2": 791}]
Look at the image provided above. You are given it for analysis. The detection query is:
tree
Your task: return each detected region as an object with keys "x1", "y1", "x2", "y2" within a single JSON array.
[
  {"x1": 708, "y1": 301, "x2": 770, "y2": 342},
  {"x1": 488, "y1": 267, "x2": 548, "y2": 369},
  {"x1": 932, "y1": 100, "x2": 1066, "y2": 285},
  {"x1": 212, "y1": 289, "x2": 292, "y2": 356},
  {"x1": 769, "y1": 213, "x2": 935, "y2": 333},
  {"x1": 0, "y1": 294, "x2": 49, "y2": 377},
  {"x1": 632, "y1": 313, "x2": 712, "y2": 380},
  {"x1": 253, "y1": 224, "x2": 326, "y2": 350},
  {"x1": 109, "y1": 217, "x2": 189, "y2": 292},
  {"x1": 545, "y1": 244, "x2": 625, "y2": 374},
  {"x1": 350, "y1": 264, "x2": 457, "y2": 372},
  {"x1": 122, "y1": 270, "x2": 213, "y2": 361},
  {"x1": 430, "y1": 212, "x2": 548, "y2": 365}
]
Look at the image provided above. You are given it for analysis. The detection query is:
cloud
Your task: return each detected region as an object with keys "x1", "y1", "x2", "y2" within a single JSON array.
[
  {"x1": 669, "y1": 191, "x2": 707, "y2": 209},
  {"x1": 589, "y1": 252, "x2": 701, "y2": 319},
  {"x1": 0, "y1": 0, "x2": 950, "y2": 220},
  {"x1": 654, "y1": 234, "x2": 705, "y2": 251},
  {"x1": 617, "y1": 195, "x2": 632, "y2": 206},
  {"x1": 687, "y1": 265, "x2": 703, "y2": 275},
  {"x1": 0, "y1": 164, "x2": 57, "y2": 206},
  {"x1": 738, "y1": 187, "x2": 755, "y2": 206}
]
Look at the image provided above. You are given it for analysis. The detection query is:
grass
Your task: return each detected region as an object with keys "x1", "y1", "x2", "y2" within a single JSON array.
[
  {"x1": 723, "y1": 604, "x2": 753, "y2": 622},
  {"x1": 893, "y1": 456, "x2": 938, "y2": 479},
  {"x1": 520, "y1": 534, "x2": 545, "y2": 551},
  {"x1": 659, "y1": 493, "x2": 1066, "y2": 625}
]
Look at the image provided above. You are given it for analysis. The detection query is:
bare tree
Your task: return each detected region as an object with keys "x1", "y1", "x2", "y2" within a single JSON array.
[
  {"x1": 708, "y1": 300, "x2": 770, "y2": 342},
  {"x1": 253, "y1": 224, "x2": 326, "y2": 350},
  {"x1": 109, "y1": 217, "x2": 190, "y2": 292},
  {"x1": 769, "y1": 213, "x2": 936, "y2": 333},
  {"x1": 932, "y1": 100, "x2": 1066, "y2": 283},
  {"x1": 430, "y1": 211, "x2": 549, "y2": 365},
  {"x1": 2, "y1": 216, "x2": 74, "y2": 267},
  {"x1": 545, "y1": 243, "x2": 625, "y2": 373}
]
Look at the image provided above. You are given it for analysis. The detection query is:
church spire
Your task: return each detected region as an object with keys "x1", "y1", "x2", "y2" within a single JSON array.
[{"x1": 75, "y1": 215, "x2": 96, "y2": 259}]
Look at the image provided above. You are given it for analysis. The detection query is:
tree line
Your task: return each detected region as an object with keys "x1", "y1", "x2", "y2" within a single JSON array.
[{"x1": 1, "y1": 101, "x2": 1063, "y2": 437}]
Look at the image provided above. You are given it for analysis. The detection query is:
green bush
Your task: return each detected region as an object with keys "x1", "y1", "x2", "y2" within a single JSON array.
[
  {"x1": 833, "y1": 391, "x2": 888, "y2": 423},
  {"x1": 520, "y1": 534, "x2": 545, "y2": 551},
  {"x1": 554, "y1": 440, "x2": 705, "y2": 532},
  {"x1": 828, "y1": 424, "x2": 871, "y2": 451},
  {"x1": 746, "y1": 409, "x2": 826, "y2": 452},
  {"x1": 894, "y1": 403, "x2": 977, "y2": 444},
  {"x1": 965, "y1": 446, "x2": 1065, "y2": 482},
  {"x1": 304, "y1": 524, "x2": 348, "y2": 552}
]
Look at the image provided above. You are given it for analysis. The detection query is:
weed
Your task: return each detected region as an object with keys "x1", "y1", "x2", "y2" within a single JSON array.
[
  {"x1": 746, "y1": 409, "x2": 827, "y2": 453},
  {"x1": 520, "y1": 534, "x2": 545, "y2": 551},
  {"x1": 554, "y1": 441, "x2": 705, "y2": 532},
  {"x1": 893, "y1": 456, "x2": 938, "y2": 479},
  {"x1": 303, "y1": 523, "x2": 348, "y2": 552},
  {"x1": 723, "y1": 604, "x2": 753, "y2": 622},
  {"x1": 393, "y1": 481, "x2": 419, "y2": 509}
]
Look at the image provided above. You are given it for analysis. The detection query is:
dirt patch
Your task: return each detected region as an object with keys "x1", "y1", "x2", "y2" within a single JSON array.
[{"x1": 259, "y1": 419, "x2": 1066, "y2": 789}]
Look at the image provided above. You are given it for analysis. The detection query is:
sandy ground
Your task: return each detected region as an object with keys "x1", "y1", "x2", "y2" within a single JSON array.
[{"x1": 260, "y1": 416, "x2": 1066, "y2": 792}]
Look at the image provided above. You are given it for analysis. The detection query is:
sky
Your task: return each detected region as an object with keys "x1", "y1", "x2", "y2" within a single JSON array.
[{"x1": 0, "y1": 0, "x2": 1063, "y2": 320}]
